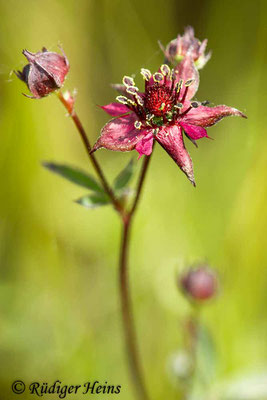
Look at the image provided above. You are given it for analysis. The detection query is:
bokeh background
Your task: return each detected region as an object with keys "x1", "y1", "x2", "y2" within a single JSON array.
[{"x1": 0, "y1": 0, "x2": 267, "y2": 399}]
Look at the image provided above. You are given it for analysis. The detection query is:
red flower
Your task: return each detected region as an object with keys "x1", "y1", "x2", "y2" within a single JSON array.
[
  {"x1": 159, "y1": 26, "x2": 211, "y2": 70},
  {"x1": 15, "y1": 47, "x2": 69, "y2": 99},
  {"x1": 93, "y1": 56, "x2": 246, "y2": 186}
]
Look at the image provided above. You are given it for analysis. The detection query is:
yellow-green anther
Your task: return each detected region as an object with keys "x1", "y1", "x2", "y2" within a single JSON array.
[
  {"x1": 160, "y1": 64, "x2": 170, "y2": 76},
  {"x1": 126, "y1": 86, "x2": 139, "y2": 95},
  {"x1": 177, "y1": 79, "x2": 183, "y2": 91},
  {"x1": 135, "y1": 95, "x2": 144, "y2": 106},
  {"x1": 159, "y1": 103, "x2": 166, "y2": 111},
  {"x1": 146, "y1": 113, "x2": 154, "y2": 121},
  {"x1": 127, "y1": 99, "x2": 137, "y2": 107},
  {"x1": 153, "y1": 72, "x2": 163, "y2": 82},
  {"x1": 140, "y1": 68, "x2": 151, "y2": 81},
  {"x1": 134, "y1": 120, "x2": 142, "y2": 130},
  {"x1": 116, "y1": 96, "x2": 128, "y2": 104},
  {"x1": 185, "y1": 78, "x2": 194, "y2": 87},
  {"x1": 122, "y1": 76, "x2": 135, "y2": 87}
]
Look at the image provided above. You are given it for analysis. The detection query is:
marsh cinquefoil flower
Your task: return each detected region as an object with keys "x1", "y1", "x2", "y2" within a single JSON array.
[
  {"x1": 15, "y1": 47, "x2": 69, "y2": 99},
  {"x1": 93, "y1": 56, "x2": 246, "y2": 186}
]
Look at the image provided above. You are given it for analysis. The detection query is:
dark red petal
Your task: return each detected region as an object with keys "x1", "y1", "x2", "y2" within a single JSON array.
[
  {"x1": 135, "y1": 132, "x2": 154, "y2": 159},
  {"x1": 182, "y1": 105, "x2": 247, "y2": 127},
  {"x1": 92, "y1": 114, "x2": 147, "y2": 152},
  {"x1": 179, "y1": 122, "x2": 208, "y2": 140},
  {"x1": 99, "y1": 103, "x2": 131, "y2": 116},
  {"x1": 174, "y1": 55, "x2": 199, "y2": 101},
  {"x1": 156, "y1": 125, "x2": 195, "y2": 186}
]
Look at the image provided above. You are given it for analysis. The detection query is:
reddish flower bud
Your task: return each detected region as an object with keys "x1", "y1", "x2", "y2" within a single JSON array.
[
  {"x1": 179, "y1": 265, "x2": 218, "y2": 301},
  {"x1": 160, "y1": 26, "x2": 211, "y2": 70},
  {"x1": 15, "y1": 47, "x2": 69, "y2": 99}
]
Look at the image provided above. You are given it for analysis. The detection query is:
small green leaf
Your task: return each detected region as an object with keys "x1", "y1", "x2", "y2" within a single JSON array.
[
  {"x1": 43, "y1": 162, "x2": 103, "y2": 193},
  {"x1": 75, "y1": 193, "x2": 110, "y2": 209},
  {"x1": 113, "y1": 159, "x2": 135, "y2": 191}
]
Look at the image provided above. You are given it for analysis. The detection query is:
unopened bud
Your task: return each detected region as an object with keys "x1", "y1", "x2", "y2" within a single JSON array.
[
  {"x1": 160, "y1": 26, "x2": 211, "y2": 70},
  {"x1": 15, "y1": 47, "x2": 69, "y2": 99},
  {"x1": 179, "y1": 265, "x2": 218, "y2": 301}
]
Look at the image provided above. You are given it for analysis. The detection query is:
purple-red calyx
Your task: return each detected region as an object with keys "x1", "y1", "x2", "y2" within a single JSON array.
[
  {"x1": 15, "y1": 47, "x2": 69, "y2": 99},
  {"x1": 160, "y1": 26, "x2": 211, "y2": 70},
  {"x1": 92, "y1": 54, "x2": 246, "y2": 186}
]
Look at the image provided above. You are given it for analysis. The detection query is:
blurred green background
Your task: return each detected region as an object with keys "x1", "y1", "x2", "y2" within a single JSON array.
[{"x1": 0, "y1": 0, "x2": 266, "y2": 399}]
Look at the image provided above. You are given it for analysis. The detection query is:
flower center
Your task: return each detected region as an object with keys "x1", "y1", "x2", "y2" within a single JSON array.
[{"x1": 144, "y1": 84, "x2": 174, "y2": 117}]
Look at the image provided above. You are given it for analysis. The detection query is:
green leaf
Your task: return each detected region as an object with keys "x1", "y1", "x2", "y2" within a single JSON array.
[
  {"x1": 75, "y1": 193, "x2": 110, "y2": 209},
  {"x1": 43, "y1": 162, "x2": 103, "y2": 193},
  {"x1": 196, "y1": 325, "x2": 217, "y2": 383},
  {"x1": 113, "y1": 158, "x2": 135, "y2": 191}
]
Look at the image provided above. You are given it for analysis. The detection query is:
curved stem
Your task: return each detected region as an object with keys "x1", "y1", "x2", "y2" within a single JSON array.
[
  {"x1": 57, "y1": 91, "x2": 123, "y2": 214},
  {"x1": 119, "y1": 154, "x2": 153, "y2": 400},
  {"x1": 119, "y1": 218, "x2": 149, "y2": 400}
]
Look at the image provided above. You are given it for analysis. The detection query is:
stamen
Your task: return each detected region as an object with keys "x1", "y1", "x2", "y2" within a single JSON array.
[
  {"x1": 140, "y1": 68, "x2": 151, "y2": 81},
  {"x1": 174, "y1": 103, "x2": 183, "y2": 109},
  {"x1": 134, "y1": 120, "x2": 142, "y2": 130},
  {"x1": 191, "y1": 101, "x2": 200, "y2": 108},
  {"x1": 127, "y1": 99, "x2": 137, "y2": 107},
  {"x1": 123, "y1": 76, "x2": 135, "y2": 87},
  {"x1": 146, "y1": 113, "x2": 154, "y2": 121},
  {"x1": 159, "y1": 102, "x2": 166, "y2": 111},
  {"x1": 177, "y1": 79, "x2": 183, "y2": 91},
  {"x1": 185, "y1": 78, "x2": 194, "y2": 87},
  {"x1": 116, "y1": 95, "x2": 128, "y2": 105},
  {"x1": 135, "y1": 94, "x2": 144, "y2": 106},
  {"x1": 160, "y1": 64, "x2": 170, "y2": 76},
  {"x1": 153, "y1": 72, "x2": 163, "y2": 83},
  {"x1": 201, "y1": 100, "x2": 210, "y2": 106},
  {"x1": 126, "y1": 86, "x2": 139, "y2": 95}
]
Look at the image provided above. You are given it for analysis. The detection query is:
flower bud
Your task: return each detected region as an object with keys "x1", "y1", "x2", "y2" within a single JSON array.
[
  {"x1": 160, "y1": 26, "x2": 211, "y2": 70},
  {"x1": 15, "y1": 47, "x2": 69, "y2": 99},
  {"x1": 179, "y1": 265, "x2": 218, "y2": 301}
]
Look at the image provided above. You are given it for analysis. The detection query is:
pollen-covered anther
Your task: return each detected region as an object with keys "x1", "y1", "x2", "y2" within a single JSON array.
[
  {"x1": 174, "y1": 103, "x2": 183, "y2": 109},
  {"x1": 160, "y1": 64, "x2": 170, "y2": 76},
  {"x1": 134, "y1": 120, "x2": 142, "y2": 130},
  {"x1": 153, "y1": 72, "x2": 163, "y2": 83},
  {"x1": 127, "y1": 99, "x2": 137, "y2": 107},
  {"x1": 116, "y1": 95, "x2": 128, "y2": 105},
  {"x1": 135, "y1": 95, "x2": 145, "y2": 106},
  {"x1": 185, "y1": 78, "x2": 194, "y2": 87},
  {"x1": 140, "y1": 68, "x2": 151, "y2": 81},
  {"x1": 126, "y1": 86, "x2": 139, "y2": 95},
  {"x1": 177, "y1": 79, "x2": 183, "y2": 91},
  {"x1": 122, "y1": 76, "x2": 135, "y2": 87}
]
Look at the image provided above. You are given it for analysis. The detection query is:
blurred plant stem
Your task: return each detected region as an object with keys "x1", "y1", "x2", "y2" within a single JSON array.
[
  {"x1": 119, "y1": 154, "x2": 152, "y2": 400},
  {"x1": 58, "y1": 89, "x2": 151, "y2": 400}
]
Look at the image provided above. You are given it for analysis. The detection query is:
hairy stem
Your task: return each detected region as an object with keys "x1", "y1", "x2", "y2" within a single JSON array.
[
  {"x1": 119, "y1": 154, "x2": 152, "y2": 400},
  {"x1": 57, "y1": 91, "x2": 122, "y2": 214}
]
